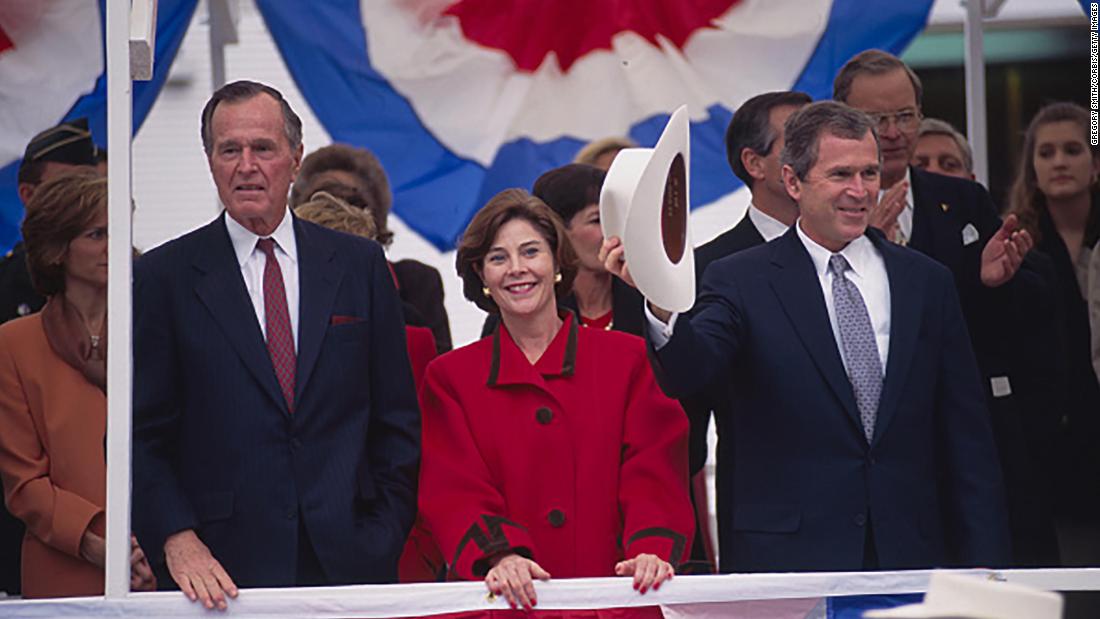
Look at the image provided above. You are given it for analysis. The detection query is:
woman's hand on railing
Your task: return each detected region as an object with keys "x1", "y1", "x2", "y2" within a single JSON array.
[
  {"x1": 485, "y1": 552, "x2": 551, "y2": 611},
  {"x1": 615, "y1": 553, "x2": 674, "y2": 594}
]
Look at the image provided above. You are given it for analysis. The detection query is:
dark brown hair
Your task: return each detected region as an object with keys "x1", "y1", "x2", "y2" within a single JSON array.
[
  {"x1": 455, "y1": 189, "x2": 578, "y2": 313},
  {"x1": 22, "y1": 172, "x2": 108, "y2": 296},
  {"x1": 1008, "y1": 102, "x2": 1100, "y2": 246},
  {"x1": 725, "y1": 90, "x2": 812, "y2": 187},
  {"x1": 781, "y1": 101, "x2": 879, "y2": 181},
  {"x1": 532, "y1": 163, "x2": 605, "y2": 225},
  {"x1": 291, "y1": 144, "x2": 394, "y2": 246}
]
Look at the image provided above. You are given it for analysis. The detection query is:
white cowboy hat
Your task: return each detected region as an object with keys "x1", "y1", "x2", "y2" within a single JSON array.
[
  {"x1": 600, "y1": 104, "x2": 694, "y2": 312},
  {"x1": 864, "y1": 572, "x2": 1062, "y2": 619}
]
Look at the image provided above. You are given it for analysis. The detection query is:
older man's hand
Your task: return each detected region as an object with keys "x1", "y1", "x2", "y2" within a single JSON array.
[
  {"x1": 980, "y1": 214, "x2": 1033, "y2": 288},
  {"x1": 164, "y1": 529, "x2": 238, "y2": 611},
  {"x1": 870, "y1": 180, "x2": 908, "y2": 242}
]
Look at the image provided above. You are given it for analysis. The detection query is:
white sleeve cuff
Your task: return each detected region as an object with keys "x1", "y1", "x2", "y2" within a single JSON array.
[{"x1": 644, "y1": 304, "x2": 679, "y2": 349}]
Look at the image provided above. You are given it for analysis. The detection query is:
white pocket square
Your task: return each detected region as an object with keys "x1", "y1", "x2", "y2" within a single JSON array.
[{"x1": 961, "y1": 223, "x2": 979, "y2": 246}]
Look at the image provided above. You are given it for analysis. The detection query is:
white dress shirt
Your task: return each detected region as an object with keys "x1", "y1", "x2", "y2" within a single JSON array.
[
  {"x1": 795, "y1": 222, "x2": 891, "y2": 369},
  {"x1": 747, "y1": 203, "x2": 790, "y2": 242},
  {"x1": 647, "y1": 222, "x2": 892, "y2": 370},
  {"x1": 878, "y1": 168, "x2": 915, "y2": 244},
  {"x1": 225, "y1": 208, "x2": 300, "y2": 350}
]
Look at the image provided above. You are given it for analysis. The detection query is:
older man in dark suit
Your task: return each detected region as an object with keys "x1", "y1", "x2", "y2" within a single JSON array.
[
  {"x1": 834, "y1": 50, "x2": 1060, "y2": 567},
  {"x1": 132, "y1": 81, "x2": 419, "y2": 609},
  {"x1": 603, "y1": 101, "x2": 1010, "y2": 572}
]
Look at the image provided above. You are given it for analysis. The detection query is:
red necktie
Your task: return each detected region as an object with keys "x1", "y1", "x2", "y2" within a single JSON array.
[{"x1": 257, "y1": 238, "x2": 296, "y2": 412}]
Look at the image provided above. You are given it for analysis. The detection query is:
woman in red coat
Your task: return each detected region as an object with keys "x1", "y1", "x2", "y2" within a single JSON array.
[{"x1": 419, "y1": 189, "x2": 693, "y2": 611}]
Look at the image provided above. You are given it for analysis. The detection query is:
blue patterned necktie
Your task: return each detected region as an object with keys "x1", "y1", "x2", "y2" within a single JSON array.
[{"x1": 829, "y1": 254, "x2": 882, "y2": 443}]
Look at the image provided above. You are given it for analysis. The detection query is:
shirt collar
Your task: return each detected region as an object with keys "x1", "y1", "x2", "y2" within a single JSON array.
[
  {"x1": 224, "y1": 207, "x2": 298, "y2": 267},
  {"x1": 747, "y1": 202, "x2": 790, "y2": 242},
  {"x1": 794, "y1": 219, "x2": 876, "y2": 280}
]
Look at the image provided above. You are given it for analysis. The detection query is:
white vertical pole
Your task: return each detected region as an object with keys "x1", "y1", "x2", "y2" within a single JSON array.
[
  {"x1": 963, "y1": 0, "x2": 989, "y2": 186},
  {"x1": 104, "y1": 0, "x2": 135, "y2": 599},
  {"x1": 208, "y1": 0, "x2": 240, "y2": 91},
  {"x1": 209, "y1": 0, "x2": 227, "y2": 90}
]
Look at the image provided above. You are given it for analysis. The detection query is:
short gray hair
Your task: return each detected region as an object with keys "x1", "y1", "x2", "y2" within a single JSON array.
[
  {"x1": 200, "y1": 80, "x2": 303, "y2": 155},
  {"x1": 917, "y1": 117, "x2": 974, "y2": 173},
  {"x1": 781, "y1": 101, "x2": 879, "y2": 180}
]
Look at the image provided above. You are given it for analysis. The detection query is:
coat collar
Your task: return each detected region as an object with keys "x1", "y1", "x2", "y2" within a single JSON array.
[{"x1": 488, "y1": 311, "x2": 579, "y2": 387}]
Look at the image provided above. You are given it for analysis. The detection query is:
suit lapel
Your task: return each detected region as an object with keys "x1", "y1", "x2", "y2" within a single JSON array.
[
  {"x1": 192, "y1": 215, "x2": 289, "y2": 414},
  {"x1": 909, "y1": 168, "x2": 953, "y2": 258},
  {"x1": 767, "y1": 229, "x2": 862, "y2": 431},
  {"x1": 292, "y1": 218, "x2": 341, "y2": 407},
  {"x1": 873, "y1": 235, "x2": 922, "y2": 445}
]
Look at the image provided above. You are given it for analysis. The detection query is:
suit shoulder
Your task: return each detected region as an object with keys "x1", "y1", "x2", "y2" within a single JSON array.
[
  {"x1": 392, "y1": 258, "x2": 443, "y2": 281},
  {"x1": 136, "y1": 220, "x2": 219, "y2": 276},
  {"x1": 392, "y1": 258, "x2": 445, "y2": 295},
  {"x1": 695, "y1": 228, "x2": 736, "y2": 267},
  {"x1": 695, "y1": 217, "x2": 762, "y2": 270},
  {"x1": 706, "y1": 240, "x2": 772, "y2": 277}
]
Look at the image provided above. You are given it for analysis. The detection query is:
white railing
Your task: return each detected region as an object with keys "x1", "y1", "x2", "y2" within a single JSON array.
[{"x1": 2, "y1": 569, "x2": 1100, "y2": 618}]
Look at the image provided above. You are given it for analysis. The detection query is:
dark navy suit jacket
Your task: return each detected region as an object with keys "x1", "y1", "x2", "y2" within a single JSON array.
[
  {"x1": 908, "y1": 167, "x2": 1064, "y2": 565},
  {"x1": 650, "y1": 226, "x2": 1010, "y2": 572},
  {"x1": 132, "y1": 213, "x2": 420, "y2": 587}
]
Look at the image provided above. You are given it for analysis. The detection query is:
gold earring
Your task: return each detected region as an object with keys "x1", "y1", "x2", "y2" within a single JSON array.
[
  {"x1": 554, "y1": 272, "x2": 562, "y2": 283},
  {"x1": 482, "y1": 286, "x2": 491, "y2": 297}
]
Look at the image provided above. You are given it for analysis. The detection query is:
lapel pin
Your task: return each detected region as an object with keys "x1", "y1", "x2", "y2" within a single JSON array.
[{"x1": 940, "y1": 202, "x2": 949, "y2": 212}]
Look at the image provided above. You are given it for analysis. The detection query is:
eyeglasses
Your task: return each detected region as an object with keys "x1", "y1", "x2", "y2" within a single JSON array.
[{"x1": 868, "y1": 109, "x2": 921, "y2": 133}]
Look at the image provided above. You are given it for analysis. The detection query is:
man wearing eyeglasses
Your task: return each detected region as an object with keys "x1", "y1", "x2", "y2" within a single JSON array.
[
  {"x1": 835, "y1": 50, "x2": 1060, "y2": 568},
  {"x1": 833, "y1": 50, "x2": 1030, "y2": 263}
]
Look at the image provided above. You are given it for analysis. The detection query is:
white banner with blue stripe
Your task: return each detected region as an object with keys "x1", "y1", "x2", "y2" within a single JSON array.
[
  {"x1": 0, "y1": 0, "x2": 197, "y2": 253},
  {"x1": 256, "y1": 0, "x2": 933, "y2": 252}
]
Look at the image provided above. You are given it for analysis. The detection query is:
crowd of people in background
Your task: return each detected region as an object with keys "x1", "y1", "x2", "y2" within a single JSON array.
[{"x1": 0, "y1": 48, "x2": 1096, "y2": 618}]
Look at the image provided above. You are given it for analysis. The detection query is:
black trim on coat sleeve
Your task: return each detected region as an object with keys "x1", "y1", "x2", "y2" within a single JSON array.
[
  {"x1": 452, "y1": 514, "x2": 531, "y2": 577},
  {"x1": 627, "y1": 526, "x2": 687, "y2": 566}
]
